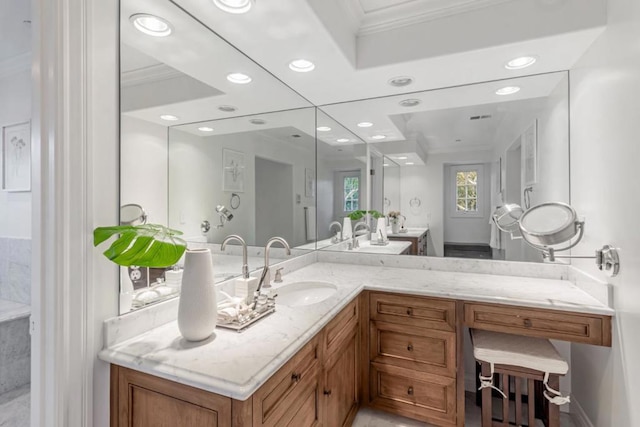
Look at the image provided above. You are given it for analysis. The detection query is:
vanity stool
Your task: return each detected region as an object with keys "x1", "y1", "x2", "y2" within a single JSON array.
[{"x1": 470, "y1": 329, "x2": 570, "y2": 427}]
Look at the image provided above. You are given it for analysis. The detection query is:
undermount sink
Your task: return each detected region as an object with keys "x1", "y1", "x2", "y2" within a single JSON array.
[{"x1": 275, "y1": 281, "x2": 337, "y2": 307}]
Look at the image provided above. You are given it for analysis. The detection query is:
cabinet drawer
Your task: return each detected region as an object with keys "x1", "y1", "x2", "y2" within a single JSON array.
[
  {"x1": 253, "y1": 336, "x2": 320, "y2": 427},
  {"x1": 370, "y1": 321, "x2": 456, "y2": 377},
  {"x1": 464, "y1": 302, "x2": 612, "y2": 346},
  {"x1": 369, "y1": 363, "x2": 456, "y2": 425},
  {"x1": 370, "y1": 292, "x2": 456, "y2": 331},
  {"x1": 324, "y1": 297, "x2": 358, "y2": 357}
]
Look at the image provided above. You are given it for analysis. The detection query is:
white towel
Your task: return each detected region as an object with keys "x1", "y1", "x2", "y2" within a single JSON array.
[
  {"x1": 305, "y1": 206, "x2": 317, "y2": 241},
  {"x1": 489, "y1": 207, "x2": 501, "y2": 250}
]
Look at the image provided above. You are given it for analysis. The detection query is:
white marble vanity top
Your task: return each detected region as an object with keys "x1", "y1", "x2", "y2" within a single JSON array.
[
  {"x1": 99, "y1": 260, "x2": 613, "y2": 401},
  {"x1": 387, "y1": 227, "x2": 429, "y2": 238}
]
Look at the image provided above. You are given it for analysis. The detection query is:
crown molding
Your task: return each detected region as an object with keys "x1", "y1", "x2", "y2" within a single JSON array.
[
  {"x1": 120, "y1": 63, "x2": 183, "y2": 87},
  {"x1": 427, "y1": 144, "x2": 494, "y2": 155},
  {"x1": 357, "y1": 0, "x2": 513, "y2": 36},
  {"x1": 0, "y1": 52, "x2": 31, "y2": 79}
]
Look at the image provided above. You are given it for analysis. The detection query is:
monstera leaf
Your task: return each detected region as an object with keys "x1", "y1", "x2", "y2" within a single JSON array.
[{"x1": 93, "y1": 224, "x2": 187, "y2": 268}]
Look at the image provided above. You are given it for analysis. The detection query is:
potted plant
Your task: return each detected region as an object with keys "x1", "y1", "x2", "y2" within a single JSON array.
[{"x1": 388, "y1": 211, "x2": 402, "y2": 234}]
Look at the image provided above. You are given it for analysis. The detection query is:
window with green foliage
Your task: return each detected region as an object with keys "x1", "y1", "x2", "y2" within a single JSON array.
[
  {"x1": 343, "y1": 176, "x2": 359, "y2": 212},
  {"x1": 456, "y1": 170, "x2": 478, "y2": 212}
]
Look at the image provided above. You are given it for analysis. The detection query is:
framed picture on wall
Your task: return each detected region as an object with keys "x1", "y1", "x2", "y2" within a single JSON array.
[
  {"x1": 305, "y1": 168, "x2": 315, "y2": 197},
  {"x1": 522, "y1": 120, "x2": 538, "y2": 186},
  {"x1": 222, "y1": 148, "x2": 245, "y2": 193},
  {"x1": 2, "y1": 121, "x2": 31, "y2": 192}
]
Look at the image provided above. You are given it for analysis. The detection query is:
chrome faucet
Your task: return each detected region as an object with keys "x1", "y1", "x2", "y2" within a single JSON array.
[
  {"x1": 329, "y1": 221, "x2": 343, "y2": 243},
  {"x1": 352, "y1": 222, "x2": 371, "y2": 249},
  {"x1": 221, "y1": 234, "x2": 249, "y2": 279},
  {"x1": 261, "y1": 237, "x2": 291, "y2": 289}
]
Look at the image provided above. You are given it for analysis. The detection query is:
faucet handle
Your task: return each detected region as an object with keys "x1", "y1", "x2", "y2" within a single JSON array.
[{"x1": 274, "y1": 267, "x2": 284, "y2": 283}]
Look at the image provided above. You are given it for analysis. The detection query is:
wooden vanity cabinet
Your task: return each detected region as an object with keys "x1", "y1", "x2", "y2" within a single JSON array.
[
  {"x1": 363, "y1": 292, "x2": 463, "y2": 427},
  {"x1": 110, "y1": 296, "x2": 360, "y2": 427}
]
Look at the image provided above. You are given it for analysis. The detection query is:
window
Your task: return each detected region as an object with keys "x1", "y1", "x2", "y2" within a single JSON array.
[
  {"x1": 456, "y1": 170, "x2": 478, "y2": 212},
  {"x1": 450, "y1": 164, "x2": 484, "y2": 218},
  {"x1": 343, "y1": 176, "x2": 359, "y2": 212}
]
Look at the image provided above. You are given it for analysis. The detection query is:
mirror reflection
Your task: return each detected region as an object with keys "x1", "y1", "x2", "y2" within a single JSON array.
[{"x1": 320, "y1": 72, "x2": 569, "y2": 262}]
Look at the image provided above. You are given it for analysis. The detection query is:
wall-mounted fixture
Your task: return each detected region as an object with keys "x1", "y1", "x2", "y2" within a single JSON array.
[
  {"x1": 492, "y1": 202, "x2": 620, "y2": 276},
  {"x1": 523, "y1": 186, "x2": 534, "y2": 209},
  {"x1": 230, "y1": 193, "x2": 241, "y2": 209},
  {"x1": 215, "y1": 204, "x2": 234, "y2": 228},
  {"x1": 120, "y1": 203, "x2": 147, "y2": 226}
]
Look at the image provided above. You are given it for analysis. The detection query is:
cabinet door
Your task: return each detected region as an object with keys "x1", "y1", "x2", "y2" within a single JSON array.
[
  {"x1": 323, "y1": 327, "x2": 359, "y2": 427},
  {"x1": 112, "y1": 365, "x2": 231, "y2": 427}
]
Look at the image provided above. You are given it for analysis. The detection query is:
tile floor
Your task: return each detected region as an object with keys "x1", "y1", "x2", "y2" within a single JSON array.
[{"x1": 0, "y1": 385, "x2": 29, "y2": 427}]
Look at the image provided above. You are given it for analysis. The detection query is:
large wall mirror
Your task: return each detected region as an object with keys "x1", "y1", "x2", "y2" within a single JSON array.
[
  {"x1": 319, "y1": 71, "x2": 569, "y2": 262},
  {"x1": 119, "y1": 0, "x2": 313, "y2": 313}
]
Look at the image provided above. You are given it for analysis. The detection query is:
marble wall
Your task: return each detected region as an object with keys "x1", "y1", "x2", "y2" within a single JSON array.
[
  {"x1": 0, "y1": 317, "x2": 30, "y2": 394},
  {"x1": 0, "y1": 238, "x2": 31, "y2": 305}
]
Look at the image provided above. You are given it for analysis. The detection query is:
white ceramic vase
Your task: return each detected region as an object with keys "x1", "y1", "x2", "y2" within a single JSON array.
[
  {"x1": 391, "y1": 221, "x2": 400, "y2": 234},
  {"x1": 178, "y1": 248, "x2": 217, "y2": 341}
]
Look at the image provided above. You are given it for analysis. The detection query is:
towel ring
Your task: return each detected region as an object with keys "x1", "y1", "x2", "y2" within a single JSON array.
[
  {"x1": 230, "y1": 193, "x2": 241, "y2": 210},
  {"x1": 409, "y1": 197, "x2": 421, "y2": 208},
  {"x1": 384, "y1": 197, "x2": 391, "y2": 207}
]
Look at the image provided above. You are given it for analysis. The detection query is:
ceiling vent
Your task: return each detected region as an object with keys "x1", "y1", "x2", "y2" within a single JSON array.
[{"x1": 470, "y1": 115, "x2": 492, "y2": 120}]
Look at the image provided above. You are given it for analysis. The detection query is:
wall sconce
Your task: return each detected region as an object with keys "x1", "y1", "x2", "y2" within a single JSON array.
[{"x1": 492, "y1": 202, "x2": 620, "y2": 277}]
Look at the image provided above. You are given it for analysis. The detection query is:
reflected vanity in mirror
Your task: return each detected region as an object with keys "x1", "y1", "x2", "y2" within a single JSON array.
[
  {"x1": 319, "y1": 71, "x2": 570, "y2": 263},
  {"x1": 119, "y1": 0, "x2": 313, "y2": 313}
]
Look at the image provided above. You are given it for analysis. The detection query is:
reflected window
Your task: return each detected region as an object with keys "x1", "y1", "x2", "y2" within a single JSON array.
[
  {"x1": 451, "y1": 164, "x2": 484, "y2": 218},
  {"x1": 343, "y1": 176, "x2": 359, "y2": 212}
]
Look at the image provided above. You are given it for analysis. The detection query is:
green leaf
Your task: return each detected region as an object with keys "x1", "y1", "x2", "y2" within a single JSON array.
[{"x1": 93, "y1": 224, "x2": 187, "y2": 268}]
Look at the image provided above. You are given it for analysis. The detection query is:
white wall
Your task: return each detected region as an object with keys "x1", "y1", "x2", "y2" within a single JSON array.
[
  {"x1": 383, "y1": 164, "x2": 400, "y2": 215},
  {"x1": 120, "y1": 116, "x2": 168, "y2": 225},
  {"x1": 255, "y1": 157, "x2": 294, "y2": 245},
  {"x1": 0, "y1": 66, "x2": 31, "y2": 238},
  {"x1": 569, "y1": 1, "x2": 640, "y2": 425},
  {"x1": 169, "y1": 129, "x2": 315, "y2": 247}
]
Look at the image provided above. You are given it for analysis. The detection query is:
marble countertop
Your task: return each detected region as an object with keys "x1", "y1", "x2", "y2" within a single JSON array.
[
  {"x1": 0, "y1": 299, "x2": 30, "y2": 323},
  {"x1": 387, "y1": 227, "x2": 429, "y2": 238},
  {"x1": 100, "y1": 261, "x2": 612, "y2": 401}
]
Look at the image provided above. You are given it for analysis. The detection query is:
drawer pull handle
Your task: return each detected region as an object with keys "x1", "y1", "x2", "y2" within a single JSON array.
[
  {"x1": 407, "y1": 344, "x2": 414, "y2": 352},
  {"x1": 407, "y1": 387, "x2": 414, "y2": 395},
  {"x1": 523, "y1": 318, "x2": 533, "y2": 327},
  {"x1": 406, "y1": 307, "x2": 413, "y2": 316},
  {"x1": 323, "y1": 389, "x2": 332, "y2": 396},
  {"x1": 291, "y1": 373, "x2": 301, "y2": 382}
]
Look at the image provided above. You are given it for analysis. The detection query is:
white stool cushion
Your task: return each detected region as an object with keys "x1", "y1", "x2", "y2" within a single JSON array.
[{"x1": 471, "y1": 329, "x2": 568, "y2": 375}]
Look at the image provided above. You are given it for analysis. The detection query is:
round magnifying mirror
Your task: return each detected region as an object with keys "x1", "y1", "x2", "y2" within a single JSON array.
[
  {"x1": 120, "y1": 204, "x2": 148, "y2": 226},
  {"x1": 518, "y1": 202, "x2": 579, "y2": 246},
  {"x1": 492, "y1": 204, "x2": 524, "y2": 233}
]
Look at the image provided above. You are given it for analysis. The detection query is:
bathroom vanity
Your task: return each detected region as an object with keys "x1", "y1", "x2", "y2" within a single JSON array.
[
  {"x1": 387, "y1": 228, "x2": 429, "y2": 256},
  {"x1": 102, "y1": 260, "x2": 612, "y2": 427}
]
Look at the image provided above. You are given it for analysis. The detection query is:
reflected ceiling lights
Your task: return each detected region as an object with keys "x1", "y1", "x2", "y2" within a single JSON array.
[
  {"x1": 393, "y1": 156, "x2": 408, "y2": 160},
  {"x1": 218, "y1": 105, "x2": 237, "y2": 112},
  {"x1": 212, "y1": 0, "x2": 254, "y2": 14},
  {"x1": 399, "y1": 99, "x2": 421, "y2": 107},
  {"x1": 317, "y1": 126, "x2": 331, "y2": 132},
  {"x1": 405, "y1": 162, "x2": 415, "y2": 165},
  {"x1": 198, "y1": 127, "x2": 214, "y2": 132},
  {"x1": 495, "y1": 86, "x2": 521, "y2": 95},
  {"x1": 249, "y1": 118, "x2": 266, "y2": 125},
  {"x1": 357, "y1": 122, "x2": 373, "y2": 128},
  {"x1": 227, "y1": 73, "x2": 252, "y2": 84},
  {"x1": 371, "y1": 135, "x2": 386, "y2": 140},
  {"x1": 289, "y1": 59, "x2": 315, "y2": 73},
  {"x1": 337, "y1": 138, "x2": 350, "y2": 143},
  {"x1": 505, "y1": 56, "x2": 537, "y2": 70},
  {"x1": 383, "y1": 163, "x2": 389, "y2": 167},
  {"x1": 130, "y1": 14, "x2": 173, "y2": 37},
  {"x1": 388, "y1": 76, "x2": 414, "y2": 87},
  {"x1": 160, "y1": 114, "x2": 179, "y2": 121}
]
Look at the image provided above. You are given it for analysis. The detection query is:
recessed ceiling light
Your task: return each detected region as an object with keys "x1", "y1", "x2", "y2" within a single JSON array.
[
  {"x1": 388, "y1": 76, "x2": 414, "y2": 87},
  {"x1": 505, "y1": 56, "x2": 537, "y2": 70},
  {"x1": 160, "y1": 114, "x2": 179, "y2": 121},
  {"x1": 227, "y1": 73, "x2": 252, "y2": 84},
  {"x1": 357, "y1": 122, "x2": 373, "y2": 128},
  {"x1": 399, "y1": 99, "x2": 421, "y2": 107},
  {"x1": 198, "y1": 127, "x2": 214, "y2": 132},
  {"x1": 212, "y1": 0, "x2": 254, "y2": 14},
  {"x1": 405, "y1": 162, "x2": 414, "y2": 165},
  {"x1": 496, "y1": 86, "x2": 521, "y2": 96},
  {"x1": 336, "y1": 138, "x2": 350, "y2": 143},
  {"x1": 383, "y1": 163, "x2": 389, "y2": 167},
  {"x1": 130, "y1": 14, "x2": 173, "y2": 37},
  {"x1": 249, "y1": 118, "x2": 266, "y2": 125},
  {"x1": 289, "y1": 59, "x2": 315, "y2": 73},
  {"x1": 218, "y1": 105, "x2": 237, "y2": 112},
  {"x1": 371, "y1": 135, "x2": 386, "y2": 140},
  {"x1": 317, "y1": 126, "x2": 331, "y2": 132},
  {"x1": 393, "y1": 156, "x2": 408, "y2": 160}
]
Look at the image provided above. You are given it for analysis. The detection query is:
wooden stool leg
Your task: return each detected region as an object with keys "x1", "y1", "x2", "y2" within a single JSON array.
[
  {"x1": 547, "y1": 375, "x2": 560, "y2": 427},
  {"x1": 528, "y1": 379, "x2": 535, "y2": 427},
  {"x1": 502, "y1": 374, "x2": 509, "y2": 426},
  {"x1": 481, "y1": 362, "x2": 492, "y2": 427},
  {"x1": 515, "y1": 377, "x2": 522, "y2": 426}
]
